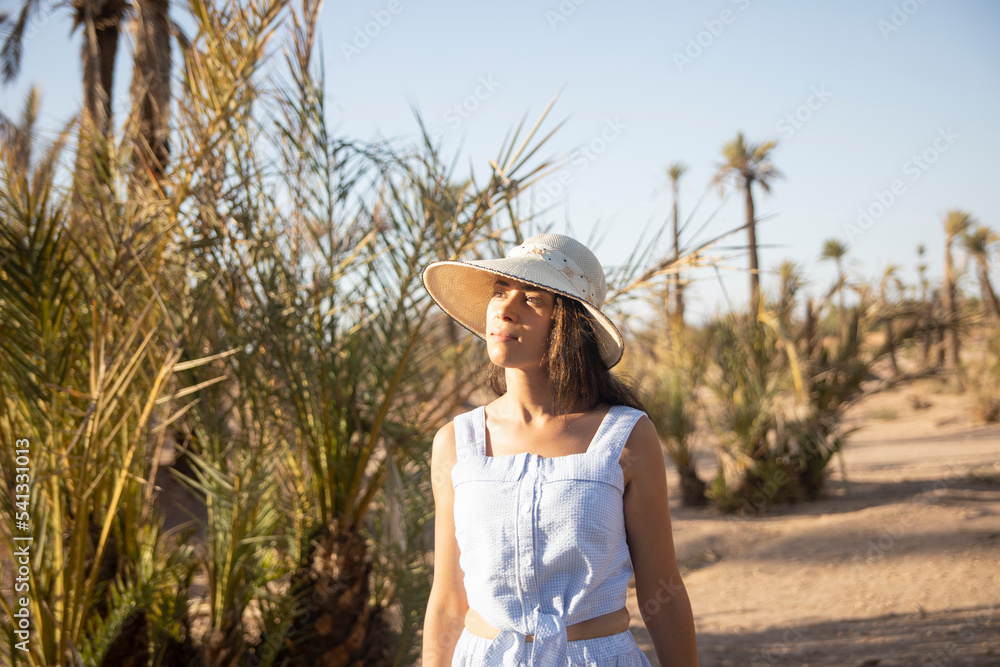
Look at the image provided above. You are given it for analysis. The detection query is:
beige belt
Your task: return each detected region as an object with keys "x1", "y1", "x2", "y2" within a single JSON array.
[{"x1": 465, "y1": 606, "x2": 630, "y2": 643}]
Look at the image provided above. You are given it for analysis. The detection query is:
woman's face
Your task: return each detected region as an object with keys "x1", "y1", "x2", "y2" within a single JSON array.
[{"x1": 486, "y1": 278, "x2": 556, "y2": 371}]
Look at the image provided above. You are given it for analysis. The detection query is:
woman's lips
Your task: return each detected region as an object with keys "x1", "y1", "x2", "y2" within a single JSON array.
[{"x1": 489, "y1": 331, "x2": 517, "y2": 341}]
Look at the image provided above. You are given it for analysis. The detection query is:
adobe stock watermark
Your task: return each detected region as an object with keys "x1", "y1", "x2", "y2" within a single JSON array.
[
  {"x1": 545, "y1": 0, "x2": 588, "y2": 30},
  {"x1": 340, "y1": 0, "x2": 404, "y2": 64},
  {"x1": 751, "y1": 625, "x2": 806, "y2": 667},
  {"x1": 775, "y1": 85, "x2": 833, "y2": 141},
  {"x1": 533, "y1": 116, "x2": 628, "y2": 209},
  {"x1": 641, "y1": 576, "x2": 686, "y2": 617},
  {"x1": 852, "y1": 459, "x2": 969, "y2": 568},
  {"x1": 401, "y1": 75, "x2": 502, "y2": 154},
  {"x1": 21, "y1": 3, "x2": 58, "y2": 41},
  {"x1": 672, "y1": 0, "x2": 753, "y2": 73},
  {"x1": 878, "y1": 0, "x2": 932, "y2": 41},
  {"x1": 443, "y1": 76, "x2": 501, "y2": 128},
  {"x1": 842, "y1": 125, "x2": 958, "y2": 243},
  {"x1": 925, "y1": 607, "x2": 994, "y2": 667},
  {"x1": 11, "y1": 438, "x2": 34, "y2": 653},
  {"x1": 722, "y1": 467, "x2": 791, "y2": 523}
]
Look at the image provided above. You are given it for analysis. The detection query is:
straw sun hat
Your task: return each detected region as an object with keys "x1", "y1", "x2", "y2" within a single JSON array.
[{"x1": 421, "y1": 233, "x2": 624, "y2": 368}]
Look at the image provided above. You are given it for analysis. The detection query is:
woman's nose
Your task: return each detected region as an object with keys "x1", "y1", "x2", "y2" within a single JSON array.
[{"x1": 495, "y1": 295, "x2": 518, "y2": 321}]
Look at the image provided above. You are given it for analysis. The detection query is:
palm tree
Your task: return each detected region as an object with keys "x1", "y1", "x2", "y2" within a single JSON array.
[
  {"x1": 960, "y1": 224, "x2": 1000, "y2": 322},
  {"x1": 713, "y1": 132, "x2": 781, "y2": 312},
  {"x1": 916, "y1": 243, "x2": 929, "y2": 304},
  {"x1": 0, "y1": 83, "x2": 209, "y2": 666},
  {"x1": 3, "y1": 1, "x2": 127, "y2": 137},
  {"x1": 943, "y1": 209, "x2": 973, "y2": 377},
  {"x1": 666, "y1": 161, "x2": 687, "y2": 331},
  {"x1": 2, "y1": 0, "x2": 174, "y2": 179},
  {"x1": 879, "y1": 264, "x2": 904, "y2": 376},
  {"x1": 129, "y1": 0, "x2": 174, "y2": 182},
  {"x1": 647, "y1": 362, "x2": 707, "y2": 507},
  {"x1": 820, "y1": 238, "x2": 849, "y2": 334},
  {"x1": 915, "y1": 243, "x2": 934, "y2": 367}
]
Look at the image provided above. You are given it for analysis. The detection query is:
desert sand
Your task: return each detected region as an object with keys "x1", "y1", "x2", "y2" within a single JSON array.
[{"x1": 629, "y1": 379, "x2": 1000, "y2": 666}]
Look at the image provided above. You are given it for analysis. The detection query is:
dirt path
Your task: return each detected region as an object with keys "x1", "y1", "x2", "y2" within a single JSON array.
[{"x1": 629, "y1": 384, "x2": 1000, "y2": 666}]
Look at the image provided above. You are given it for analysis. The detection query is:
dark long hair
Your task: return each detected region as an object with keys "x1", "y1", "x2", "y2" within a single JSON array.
[{"x1": 485, "y1": 296, "x2": 645, "y2": 415}]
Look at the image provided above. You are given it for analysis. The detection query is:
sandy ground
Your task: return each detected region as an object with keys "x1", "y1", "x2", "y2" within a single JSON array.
[{"x1": 628, "y1": 380, "x2": 1000, "y2": 666}]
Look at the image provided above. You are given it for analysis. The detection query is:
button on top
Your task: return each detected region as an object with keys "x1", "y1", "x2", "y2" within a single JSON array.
[{"x1": 521, "y1": 503, "x2": 531, "y2": 515}]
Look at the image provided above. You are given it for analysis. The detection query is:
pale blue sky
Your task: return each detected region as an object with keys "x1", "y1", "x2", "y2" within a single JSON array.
[{"x1": 3, "y1": 0, "x2": 999, "y2": 323}]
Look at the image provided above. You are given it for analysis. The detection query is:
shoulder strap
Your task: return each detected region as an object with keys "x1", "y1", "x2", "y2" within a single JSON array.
[
  {"x1": 452, "y1": 406, "x2": 486, "y2": 460},
  {"x1": 590, "y1": 405, "x2": 645, "y2": 461}
]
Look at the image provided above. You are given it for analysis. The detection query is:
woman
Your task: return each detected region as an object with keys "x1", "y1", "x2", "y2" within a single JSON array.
[{"x1": 421, "y1": 233, "x2": 698, "y2": 666}]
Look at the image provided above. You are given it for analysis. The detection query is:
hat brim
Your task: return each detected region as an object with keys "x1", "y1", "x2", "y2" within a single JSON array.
[{"x1": 422, "y1": 258, "x2": 624, "y2": 369}]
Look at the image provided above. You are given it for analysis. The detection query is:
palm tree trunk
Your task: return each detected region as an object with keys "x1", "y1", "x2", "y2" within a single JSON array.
[
  {"x1": 678, "y1": 465, "x2": 707, "y2": 507},
  {"x1": 277, "y1": 523, "x2": 394, "y2": 666},
  {"x1": 917, "y1": 277, "x2": 930, "y2": 368},
  {"x1": 976, "y1": 259, "x2": 1000, "y2": 322},
  {"x1": 131, "y1": 0, "x2": 173, "y2": 183},
  {"x1": 74, "y1": 0, "x2": 127, "y2": 236},
  {"x1": 943, "y1": 241, "x2": 961, "y2": 377},
  {"x1": 78, "y1": 0, "x2": 127, "y2": 138},
  {"x1": 744, "y1": 179, "x2": 760, "y2": 312}
]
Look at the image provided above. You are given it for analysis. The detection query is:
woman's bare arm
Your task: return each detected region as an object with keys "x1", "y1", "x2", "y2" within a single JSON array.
[
  {"x1": 622, "y1": 415, "x2": 699, "y2": 667},
  {"x1": 422, "y1": 422, "x2": 470, "y2": 666}
]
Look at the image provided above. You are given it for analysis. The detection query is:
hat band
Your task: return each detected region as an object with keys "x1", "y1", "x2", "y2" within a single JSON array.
[{"x1": 508, "y1": 242, "x2": 598, "y2": 305}]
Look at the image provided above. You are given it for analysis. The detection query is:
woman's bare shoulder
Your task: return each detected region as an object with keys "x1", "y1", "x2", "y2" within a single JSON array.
[
  {"x1": 432, "y1": 419, "x2": 457, "y2": 453},
  {"x1": 430, "y1": 420, "x2": 459, "y2": 496},
  {"x1": 622, "y1": 413, "x2": 660, "y2": 455},
  {"x1": 620, "y1": 414, "x2": 663, "y2": 484}
]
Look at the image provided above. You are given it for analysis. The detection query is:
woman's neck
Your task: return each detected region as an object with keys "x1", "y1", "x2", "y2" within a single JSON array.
[
  {"x1": 500, "y1": 367, "x2": 589, "y2": 422},
  {"x1": 501, "y1": 367, "x2": 556, "y2": 422}
]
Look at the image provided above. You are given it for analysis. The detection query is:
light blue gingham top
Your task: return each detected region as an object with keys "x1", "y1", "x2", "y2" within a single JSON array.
[{"x1": 450, "y1": 405, "x2": 652, "y2": 666}]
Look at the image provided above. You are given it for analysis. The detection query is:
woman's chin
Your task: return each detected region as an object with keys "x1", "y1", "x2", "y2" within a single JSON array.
[
  {"x1": 488, "y1": 357, "x2": 547, "y2": 373},
  {"x1": 487, "y1": 342, "x2": 548, "y2": 371},
  {"x1": 487, "y1": 352, "x2": 512, "y2": 368},
  {"x1": 486, "y1": 343, "x2": 513, "y2": 366}
]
